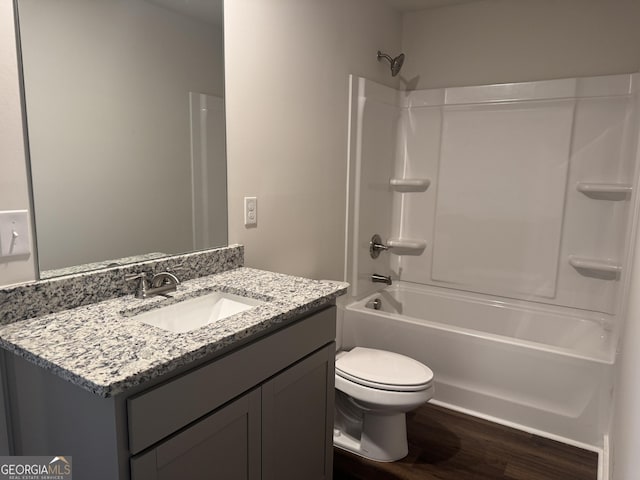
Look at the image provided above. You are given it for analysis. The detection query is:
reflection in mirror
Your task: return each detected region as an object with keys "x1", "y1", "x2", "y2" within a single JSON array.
[{"x1": 17, "y1": 0, "x2": 227, "y2": 279}]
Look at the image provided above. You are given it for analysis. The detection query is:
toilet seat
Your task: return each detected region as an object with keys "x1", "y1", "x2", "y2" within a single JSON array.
[{"x1": 336, "y1": 347, "x2": 433, "y2": 392}]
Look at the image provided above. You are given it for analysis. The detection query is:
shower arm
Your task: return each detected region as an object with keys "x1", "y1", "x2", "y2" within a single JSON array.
[
  {"x1": 377, "y1": 51, "x2": 393, "y2": 63},
  {"x1": 376, "y1": 50, "x2": 405, "y2": 77}
]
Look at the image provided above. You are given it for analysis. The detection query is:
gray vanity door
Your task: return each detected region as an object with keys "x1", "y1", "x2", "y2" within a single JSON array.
[
  {"x1": 262, "y1": 343, "x2": 335, "y2": 480},
  {"x1": 130, "y1": 388, "x2": 261, "y2": 480}
]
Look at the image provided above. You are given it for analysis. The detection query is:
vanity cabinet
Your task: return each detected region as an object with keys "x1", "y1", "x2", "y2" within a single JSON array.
[
  {"x1": 130, "y1": 345, "x2": 334, "y2": 480},
  {"x1": 262, "y1": 345, "x2": 334, "y2": 480},
  {"x1": 4, "y1": 306, "x2": 336, "y2": 480},
  {"x1": 130, "y1": 389, "x2": 261, "y2": 480}
]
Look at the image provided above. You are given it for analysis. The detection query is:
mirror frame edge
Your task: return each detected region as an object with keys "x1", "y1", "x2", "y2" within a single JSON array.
[{"x1": 12, "y1": 0, "x2": 40, "y2": 283}]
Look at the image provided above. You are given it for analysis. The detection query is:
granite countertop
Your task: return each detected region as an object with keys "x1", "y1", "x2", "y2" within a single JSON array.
[
  {"x1": 39, "y1": 252, "x2": 168, "y2": 279},
  {"x1": 0, "y1": 267, "x2": 348, "y2": 398}
]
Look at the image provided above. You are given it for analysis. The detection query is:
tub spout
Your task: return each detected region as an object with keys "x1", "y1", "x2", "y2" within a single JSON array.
[
  {"x1": 371, "y1": 273, "x2": 392, "y2": 285},
  {"x1": 366, "y1": 298, "x2": 382, "y2": 310}
]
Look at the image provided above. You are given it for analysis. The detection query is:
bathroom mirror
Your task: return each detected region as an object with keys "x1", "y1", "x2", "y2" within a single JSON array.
[{"x1": 16, "y1": 0, "x2": 227, "y2": 278}]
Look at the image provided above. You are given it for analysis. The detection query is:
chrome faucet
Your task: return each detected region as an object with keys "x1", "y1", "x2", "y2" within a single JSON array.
[
  {"x1": 371, "y1": 273, "x2": 392, "y2": 285},
  {"x1": 369, "y1": 234, "x2": 389, "y2": 259},
  {"x1": 125, "y1": 271, "x2": 181, "y2": 299}
]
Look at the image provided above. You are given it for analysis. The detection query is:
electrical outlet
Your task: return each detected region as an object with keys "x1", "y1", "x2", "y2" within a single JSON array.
[
  {"x1": 0, "y1": 210, "x2": 31, "y2": 258},
  {"x1": 244, "y1": 197, "x2": 257, "y2": 227}
]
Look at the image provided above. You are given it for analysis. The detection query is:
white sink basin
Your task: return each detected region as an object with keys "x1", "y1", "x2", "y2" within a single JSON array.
[{"x1": 132, "y1": 292, "x2": 265, "y2": 334}]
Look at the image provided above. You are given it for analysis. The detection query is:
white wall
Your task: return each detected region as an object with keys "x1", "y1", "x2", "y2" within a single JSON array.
[
  {"x1": 224, "y1": 0, "x2": 402, "y2": 281},
  {"x1": 0, "y1": 0, "x2": 36, "y2": 287},
  {"x1": 19, "y1": 0, "x2": 224, "y2": 271},
  {"x1": 611, "y1": 90, "x2": 640, "y2": 479},
  {"x1": 402, "y1": 0, "x2": 640, "y2": 89},
  {"x1": 612, "y1": 243, "x2": 640, "y2": 477}
]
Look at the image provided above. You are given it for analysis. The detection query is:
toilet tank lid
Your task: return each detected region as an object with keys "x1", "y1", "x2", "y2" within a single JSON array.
[{"x1": 335, "y1": 347, "x2": 433, "y2": 387}]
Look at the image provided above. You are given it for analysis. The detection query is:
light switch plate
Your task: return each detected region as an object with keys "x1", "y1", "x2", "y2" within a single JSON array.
[{"x1": 0, "y1": 210, "x2": 31, "y2": 258}]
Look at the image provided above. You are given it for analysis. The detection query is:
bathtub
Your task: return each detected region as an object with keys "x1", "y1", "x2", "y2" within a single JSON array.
[{"x1": 340, "y1": 281, "x2": 614, "y2": 447}]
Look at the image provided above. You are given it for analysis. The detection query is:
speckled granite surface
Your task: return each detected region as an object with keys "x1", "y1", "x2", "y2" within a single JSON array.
[
  {"x1": 0, "y1": 267, "x2": 347, "y2": 398},
  {"x1": 0, "y1": 245, "x2": 243, "y2": 325},
  {"x1": 40, "y1": 252, "x2": 168, "y2": 279}
]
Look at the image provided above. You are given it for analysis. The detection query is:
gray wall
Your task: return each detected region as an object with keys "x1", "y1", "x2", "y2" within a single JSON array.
[
  {"x1": 401, "y1": 0, "x2": 640, "y2": 89},
  {"x1": 224, "y1": 0, "x2": 403, "y2": 281}
]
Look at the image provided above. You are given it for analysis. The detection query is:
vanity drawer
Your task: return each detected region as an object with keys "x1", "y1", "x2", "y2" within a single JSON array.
[{"x1": 127, "y1": 306, "x2": 336, "y2": 454}]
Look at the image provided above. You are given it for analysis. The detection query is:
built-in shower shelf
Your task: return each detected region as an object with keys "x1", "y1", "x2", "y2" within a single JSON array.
[
  {"x1": 389, "y1": 178, "x2": 430, "y2": 192},
  {"x1": 576, "y1": 182, "x2": 632, "y2": 200},
  {"x1": 569, "y1": 256, "x2": 622, "y2": 277},
  {"x1": 387, "y1": 238, "x2": 427, "y2": 255}
]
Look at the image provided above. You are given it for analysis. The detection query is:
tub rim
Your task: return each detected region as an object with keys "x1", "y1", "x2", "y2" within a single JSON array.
[{"x1": 344, "y1": 281, "x2": 615, "y2": 365}]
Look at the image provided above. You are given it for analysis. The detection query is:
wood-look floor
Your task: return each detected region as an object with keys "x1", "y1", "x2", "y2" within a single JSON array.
[{"x1": 333, "y1": 403, "x2": 598, "y2": 480}]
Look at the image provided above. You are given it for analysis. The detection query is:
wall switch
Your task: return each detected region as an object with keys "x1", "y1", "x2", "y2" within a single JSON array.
[
  {"x1": 0, "y1": 210, "x2": 31, "y2": 258},
  {"x1": 244, "y1": 197, "x2": 257, "y2": 227}
]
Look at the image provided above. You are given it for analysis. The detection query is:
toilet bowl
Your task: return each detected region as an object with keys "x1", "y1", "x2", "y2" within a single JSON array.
[{"x1": 333, "y1": 347, "x2": 434, "y2": 462}]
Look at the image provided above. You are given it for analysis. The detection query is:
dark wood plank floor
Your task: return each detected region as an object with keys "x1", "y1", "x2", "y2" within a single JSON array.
[{"x1": 333, "y1": 403, "x2": 598, "y2": 480}]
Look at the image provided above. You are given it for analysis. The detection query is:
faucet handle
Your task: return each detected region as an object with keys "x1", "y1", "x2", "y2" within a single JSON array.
[
  {"x1": 125, "y1": 272, "x2": 151, "y2": 298},
  {"x1": 125, "y1": 272, "x2": 148, "y2": 283},
  {"x1": 370, "y1": 234, "x2": 389, "y2": 259}
]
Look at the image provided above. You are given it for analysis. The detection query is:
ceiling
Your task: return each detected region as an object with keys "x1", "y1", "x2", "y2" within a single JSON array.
[{"x1": 383, "y1": 0, "x2": 481, "y2": 12}]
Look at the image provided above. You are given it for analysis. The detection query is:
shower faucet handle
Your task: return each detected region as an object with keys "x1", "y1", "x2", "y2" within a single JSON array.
[{"x1": 370, "y1": 234, "x2": 389, "y2": 259}]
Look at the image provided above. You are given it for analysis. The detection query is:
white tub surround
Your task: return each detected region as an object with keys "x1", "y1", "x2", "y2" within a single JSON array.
[
  {"x1": 344, "y1": 73, "x2": 640, "y2": 450},
  {"x1": 347, "y1": 73, "x2": 639, "y2": 314}
]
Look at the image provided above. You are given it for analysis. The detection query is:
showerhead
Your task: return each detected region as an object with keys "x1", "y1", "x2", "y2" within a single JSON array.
[
  {"x1": 377, "y1": 50, "x2": 405, "y2": 77},
  {"x1": 391, "y1": 53, "x2": 404, "y2": 76}
]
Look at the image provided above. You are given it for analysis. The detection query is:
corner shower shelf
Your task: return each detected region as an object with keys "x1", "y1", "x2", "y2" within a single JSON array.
[
  {"x1": 569, "y1": 255, "x2": 622, "y2": 278},
  {"x1": 576, "y1": 182, "x2": 632, "y2": 200},
  {"x1": 389, "y1": 178, "x2": 430, "y2": 192},
  {"x1": 387, "y1": 238, "x2": 427, "y2": 255}
]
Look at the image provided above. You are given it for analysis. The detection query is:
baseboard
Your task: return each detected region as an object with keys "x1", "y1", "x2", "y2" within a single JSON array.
[{"x1": 600, "y1": 434, "x2": 610, "y2": 480}]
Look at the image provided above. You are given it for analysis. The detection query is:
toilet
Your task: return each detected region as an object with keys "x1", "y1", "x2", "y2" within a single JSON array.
[{"x1": 333, "y1": 346, "x2": 434, "y2": 462}]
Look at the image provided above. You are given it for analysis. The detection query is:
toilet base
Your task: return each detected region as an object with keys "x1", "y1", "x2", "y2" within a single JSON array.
[{"x1": 333, "y1": 410, "x2": 409, "y2": 462}]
